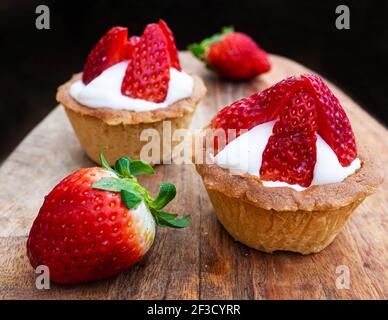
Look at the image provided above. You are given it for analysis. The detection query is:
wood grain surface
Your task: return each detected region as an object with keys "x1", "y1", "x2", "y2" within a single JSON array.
[{"x1": 0, "y1": 52, "x2": 387, "y2": 300}]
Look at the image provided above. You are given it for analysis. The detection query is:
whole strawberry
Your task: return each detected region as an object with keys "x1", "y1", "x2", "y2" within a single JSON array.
[
  {"x1": 27, "y1": 154, "x2": 189, "y2": 284},
  {"x1": 189, "y1": 27, "x2": 271, "y2": 80}
]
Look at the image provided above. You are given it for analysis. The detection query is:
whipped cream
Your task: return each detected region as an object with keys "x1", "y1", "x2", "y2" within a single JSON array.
[
  {"x1": 213, "y1": 121, "x2": 361, "y2": 191},
  {"x1": 69, "y1": 61, "x2": 193, "y2": 112}
]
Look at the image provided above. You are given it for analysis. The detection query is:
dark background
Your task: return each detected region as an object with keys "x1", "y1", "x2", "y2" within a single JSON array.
[{"x1": 0, "y1": 0, "x2": 387, "y2": 162}]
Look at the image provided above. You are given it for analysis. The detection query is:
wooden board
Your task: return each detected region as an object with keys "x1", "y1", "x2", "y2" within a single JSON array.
[{"x1": 0, "y1": 52, "x2": 387, "y2": 300}]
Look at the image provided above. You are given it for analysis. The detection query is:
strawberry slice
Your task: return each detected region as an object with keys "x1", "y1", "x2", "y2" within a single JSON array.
[
  {"x1": 121, "y1": 23, "x2": 171, "y2": 102},
  {"x1": 125, "y1": 35, "x2": 140, "y2": 59},
  {"x1": 302, "y1": 74, "x2": 357, "y2": 166},
  {"x1": 211, "y1": 76, "x2": 303, "y2": 146},
  {"x1": 82, "y1": 27, "x2": 128, "y2": 85},
  {"x1": 158, "y1": 19, "x2": 181, "y2": 70},
  {"x1": 260, "y1": 88, "x2": 318, "y2": 187}
]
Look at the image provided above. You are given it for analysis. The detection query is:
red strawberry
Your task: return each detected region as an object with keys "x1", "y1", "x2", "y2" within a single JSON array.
[
  {"x1": 211, "y1": 76, "x2": 303, "y2": 148},
  {"x1": 158, "y1": 19, "x2": 181, "y2": 70},
  {"x1": 189, "y1": 27, "x2": 271, "y2": 80},
  {"x1": 260, "y1": 88, "x2": 318, "y2": 187},
  {"x1": 125, "y1": 35, "x2": 140, "y2": 59},
  {"x1": 121, "y1": 23, "x2": 171, "y2": 102},
  {"x1": 27, "y1": 154, "x2": 190, "y2": 284},
  {"x1": 82, "y1": 27, "x2": 128, "y2": 85},
  {"x1": 302, "y1": 74, "x2": 357, "y2": 166}
]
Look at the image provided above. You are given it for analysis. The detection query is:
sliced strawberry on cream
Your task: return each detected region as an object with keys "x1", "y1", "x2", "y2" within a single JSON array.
[
  {"x1": 260, "y1": 88, "x2": 319, "y2": 187},
  {"x1": 82, "y1": 27, "x2": 128, "y2": 85},
  {"x1": 158, "y1": 19, "x2": 181, "y2": 71},
  {"x1": 211, "y1": 76, "x2": 303, "y2": 149},
  {"x1": 121, "y1": 23, "x2": 171, "y2": 102},
  {"x1": 302, "y1": 74, "x2": 357, "y2": 166},
  {"x1": 70, "y1": 22, "x2": 193, "y2": 111},
  {"x1": 125, "y1": 35, "x2": 141, "y2": 59},
  {"x1": 211, "y1": 74, "x2": 361, "y2": 191}
]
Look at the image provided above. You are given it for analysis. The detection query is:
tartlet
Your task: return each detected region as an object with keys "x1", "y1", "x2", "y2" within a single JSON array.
[
  {"x1": 195, "y1": 74, "x2": 383, "y2": 254},
  {"x1": 196, "y1": 138, "x2": 381, "y2": 254},
  {"x1": 56, "y1": 21, "x2": 206, "y2": 165}
]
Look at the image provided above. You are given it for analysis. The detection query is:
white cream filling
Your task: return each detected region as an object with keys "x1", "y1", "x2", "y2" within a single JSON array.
[
  {"x1": 69, "y1": 61, "x2": 193, "y2": 112},
  {"x1": 212, "y1": 121, "x2": 361, "y2": 191}
]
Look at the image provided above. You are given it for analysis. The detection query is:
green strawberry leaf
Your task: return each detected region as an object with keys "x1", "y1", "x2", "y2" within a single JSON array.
[
  {"x1": 129, "y1": 160, "x2": 155, "y2": 176},
  {"x1": 151, "y1": 182, "x2": 176, "y2": 210},
  {"x1": 155, "y1": 211, "x2": 191, "y2": 228},
  {"x1": 114, "y1": 157, "x2": 131, "y2": 177},
  {"x1": 92, "y1": 177, "x2": 135, "y2": 192},
  {"x1": 99, "y1": 152, "x2": 116, "y2": 174},
  {"x1": 121, "y1": 189, "x2": 142, "y2": 209},
  {"x1": 187, "y1": 43, "x2": 206, "y2": 60},
  {"x1": 96, "y1": 151, "x2": 189, "y2": 229},
  {"x1": 221, "y1": 25, "x2": 234, "y2": 34},
  {"x1": 157, "y1": 211, "x2": 177, "y2": 220}
]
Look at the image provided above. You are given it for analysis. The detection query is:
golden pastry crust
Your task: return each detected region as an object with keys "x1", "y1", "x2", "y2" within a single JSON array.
[
  {"x1": 56, "y1": 73, "x2": 206, "y2": 125},
  {"x1": 206, "y1": 188, "x2": 363, "y2": 254}
]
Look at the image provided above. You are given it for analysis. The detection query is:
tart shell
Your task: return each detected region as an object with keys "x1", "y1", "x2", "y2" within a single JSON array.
[
  {"x1": 57, "y1": 73, "x2": 207, "y2": 165},
  {"x1": 195, "y1": 130, "x2": 383, "y2": 254}
]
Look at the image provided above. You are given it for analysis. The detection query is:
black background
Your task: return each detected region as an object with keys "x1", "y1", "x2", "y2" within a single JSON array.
[{"x1": 0, "y1": 0, "x2": 387, "y2": 162}]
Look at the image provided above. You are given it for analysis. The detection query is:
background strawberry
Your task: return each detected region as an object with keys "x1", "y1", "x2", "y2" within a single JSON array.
[
  {"x1": 82, "y1": 26, "x2": 128, "y2": 85},
  {"x1": 189, "y1": 27, "x2": 271, "y2": 80},
  {"x1": 121, "y1": 23, "x2": 171, "y2": 102},
  {"x1": 27, "y1": 154, "x2": 190, "y2": 284}
]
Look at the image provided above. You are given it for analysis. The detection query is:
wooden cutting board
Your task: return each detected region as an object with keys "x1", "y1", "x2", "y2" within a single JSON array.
[{"x1": 0, "y1": 52, "x2": 387, "y2": 300}]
